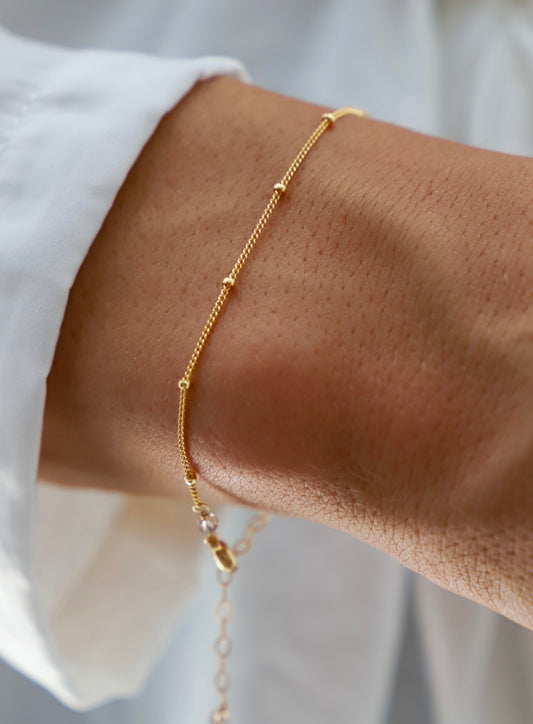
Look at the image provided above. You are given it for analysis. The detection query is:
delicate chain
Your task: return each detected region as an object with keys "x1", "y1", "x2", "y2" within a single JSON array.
[
  {"x1": 177, "y1": 106, "x2": 366, "y2": 543},
  {"x1": 210, "y1": 511, "x2": 272, "y2": 723},
  {"x1": 176, "y1": 106, "x2": 367, "y2": 722},
  {"x1": 232, "y1": 510, "x2": 271, "y2": 558},
  {"x1": 211, "y1": 569, "x2": 233, "y2": 723}
]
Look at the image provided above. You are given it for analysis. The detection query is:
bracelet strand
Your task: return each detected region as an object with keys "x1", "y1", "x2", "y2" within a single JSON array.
[{"x1": 176, "y1": 106, "x2": 367, "y2": 721}]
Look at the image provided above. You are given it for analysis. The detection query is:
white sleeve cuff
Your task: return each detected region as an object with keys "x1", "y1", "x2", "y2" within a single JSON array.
[{"x1": 0, "y1": 25, "x2": 246, "y2": 709}]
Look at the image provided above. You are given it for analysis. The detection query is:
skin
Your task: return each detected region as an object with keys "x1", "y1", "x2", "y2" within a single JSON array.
[{"x1": 40, "y1": 77, "x2": 533, "y2": 629}]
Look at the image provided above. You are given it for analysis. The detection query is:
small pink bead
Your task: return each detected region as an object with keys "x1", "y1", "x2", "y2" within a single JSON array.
[{"x1": 199, "y1": 514, "x2": 219, "y2": 534}]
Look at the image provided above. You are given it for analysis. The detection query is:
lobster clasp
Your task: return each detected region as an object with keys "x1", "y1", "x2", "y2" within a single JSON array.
[{"x1": 204, "y1": 534, "x2": 238, "y2": 573}]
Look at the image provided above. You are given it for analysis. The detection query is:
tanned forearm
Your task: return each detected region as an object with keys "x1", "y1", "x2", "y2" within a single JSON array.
[{"x1": 40, "y1": 77, "x2": 533, "y2": 628}]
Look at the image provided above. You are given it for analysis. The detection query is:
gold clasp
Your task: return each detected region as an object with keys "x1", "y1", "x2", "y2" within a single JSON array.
[{"x1": 204, "y1": 534, "x2": 238, "y2": 573}]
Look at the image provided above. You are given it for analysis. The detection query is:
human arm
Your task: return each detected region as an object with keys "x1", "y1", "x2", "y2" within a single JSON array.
[{"x1": 41, "y1": 76, "x2": 533, "y2": 629}]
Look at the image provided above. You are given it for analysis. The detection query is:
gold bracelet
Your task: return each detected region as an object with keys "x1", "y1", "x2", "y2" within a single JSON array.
[{"x1": 177, "y1": 106, "x2": 367, "y2": 723}]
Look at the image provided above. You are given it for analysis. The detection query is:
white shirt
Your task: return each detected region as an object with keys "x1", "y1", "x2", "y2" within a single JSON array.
[{"x1": 1, "y1": 1, "x2": 533, "y2": 722}]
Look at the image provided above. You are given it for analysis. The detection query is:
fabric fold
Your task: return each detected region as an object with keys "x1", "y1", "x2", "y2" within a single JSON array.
[{"x1": 0, "y1": 24, "x2": 245, "y2": 708}]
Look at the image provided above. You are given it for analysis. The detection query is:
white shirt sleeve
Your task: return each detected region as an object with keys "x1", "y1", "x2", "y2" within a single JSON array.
[{"x1": 0, "y1": 25, "x2": 246, "y2": 710}]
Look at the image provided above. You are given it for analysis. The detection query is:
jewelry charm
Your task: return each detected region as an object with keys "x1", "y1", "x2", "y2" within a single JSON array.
[{"x1": 205, "y1": 534, "x2": 238, "y2": 573}]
